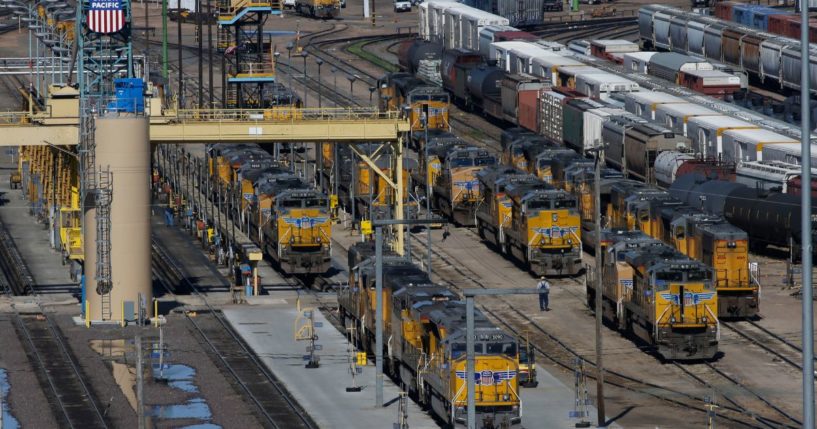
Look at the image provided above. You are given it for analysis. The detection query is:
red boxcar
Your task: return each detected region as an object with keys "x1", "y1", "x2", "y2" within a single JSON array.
[
  {"x1": 679, "y1": 70, "x2": 742, "y2": 99},
  {"x1": 494, "y1": 31, "x2": 539, "y2": 43},
  {"x1": 715, "y1": 1, "x2": 738, "y2": 21}
]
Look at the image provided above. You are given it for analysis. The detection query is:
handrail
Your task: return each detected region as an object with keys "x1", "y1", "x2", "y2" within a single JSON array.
[{"x1": 170, "y1": 108, "x2": 404, "y2": 122}]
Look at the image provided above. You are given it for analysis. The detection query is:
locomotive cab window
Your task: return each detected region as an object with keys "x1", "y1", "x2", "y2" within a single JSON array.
[
  {"x1": 449, "y1": 157, "x2": 473, "y2": 167},
  {"x1": 486, "y1": 342, "x2": 517, "y2": 356},
  {"x1": 281, "y1": 199, "x2": 301, "y2": 208},
  {"x1": 475, "y1": 156, "x2": 496, "y2": 166},
  {"x1": 553, "y1": 199, "x2": 576, "y2": 209},
  {"x1": 305, "y1": 198, "x2": 327, "y2": 208}
]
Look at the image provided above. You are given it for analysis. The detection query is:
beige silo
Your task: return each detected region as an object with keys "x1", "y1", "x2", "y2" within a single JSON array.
[{"x1": 84, "y1": 115, "x2": 152, "y2": 322}]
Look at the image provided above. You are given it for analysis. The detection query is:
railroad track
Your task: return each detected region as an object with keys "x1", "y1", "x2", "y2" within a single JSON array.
[
  {"x1": 14, "y1": 313, "x2": 109, "y2": 429},
  {"x1": 0, "y1": 214, "x2": 108, "y2": 428},
  {"x1": 151, "y1": 239, "x2": 318, "y2": 429},
  {"x1": 722, "y1": 320, "x2": 808, "y2": 371}
]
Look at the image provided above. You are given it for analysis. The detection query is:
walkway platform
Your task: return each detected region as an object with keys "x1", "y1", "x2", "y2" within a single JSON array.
[
  {"x1": 0, "y1": 150, "x2": 76, "y2": 301},
  {"x1": 223, "y1": 304, "x2": 439, "y2": 429}
]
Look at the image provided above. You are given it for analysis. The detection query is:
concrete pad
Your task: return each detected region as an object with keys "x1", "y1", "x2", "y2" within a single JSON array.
[{"x1": 223, "y1": 306, "x2": 439, "y2": 429}]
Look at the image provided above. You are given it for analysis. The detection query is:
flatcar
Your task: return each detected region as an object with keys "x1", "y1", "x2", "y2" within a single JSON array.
[
  {"x1": 339, "y1": 242, "x2": 522, "y2": 427},
  {"x1": 589, "y1": 231, "x2": 719, "y2": 360}
]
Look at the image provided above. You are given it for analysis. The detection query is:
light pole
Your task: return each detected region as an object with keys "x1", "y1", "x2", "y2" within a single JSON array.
[
  {"x1": 587, "y1": 143, "x2": 606, "y2": 428},
  {"x1": 800, "y1": 0, "x2": 814, "y2": 425},
  {"x1": 300, "y1": 51, "x2": 309, "y2": 107},
  {"x1": 373, "y1": 218, "x2": 447, "y2": 407},
  {"x1": 273, "y1": 51, "x2": 281, "y2": 158},
  {"x1": 347, "y1": 74, "x2": 356, "y2": 96},
  {"x1": 420, "y1": 110, "x2": 431, "y2": 276},
  {"x1": 330, "y1": 66, "x2": 338, "y2": 91},
  {"x1": 368, "y1": 86, "x2": 376, "y2": 103},
  {"x1": 286, "y1": 42, "x2": 294, "y2": 97},
  {"x1": 315, "y1": 57, "x2": 323, "y2": 108}
]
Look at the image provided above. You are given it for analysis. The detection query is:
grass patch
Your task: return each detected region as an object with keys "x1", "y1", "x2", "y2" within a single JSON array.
[{"x1": 346, "y1": 40, "x2": 400, "y2": 73}]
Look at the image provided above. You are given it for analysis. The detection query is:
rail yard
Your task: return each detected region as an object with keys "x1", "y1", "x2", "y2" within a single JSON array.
[{"x1": 0, "y1": 0, "x2": 816, "y2": 428}]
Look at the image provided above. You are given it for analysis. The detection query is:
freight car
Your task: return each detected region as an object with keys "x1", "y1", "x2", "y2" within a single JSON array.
[
  {"x1": 294, "y1": 0, "x2": 340, "y2": 18},
  {"x1": 601, "y1": 114, "x2": 690, "y2": 184},
  {"x1": 476, "y1": 167, "x2": 583, "y2": 276},
  {"x1": 339, "y1": 242, "x2": 522, "y2": 427},
  {"x1": 669, "y1": 175, "x2": 817, "y2": 254},
  {"x1": 589, "y1": 231, "x2": 719, "y2": 360},
  {"x1": 206, "y1": 143, "x2": 332, "y2": 275}
]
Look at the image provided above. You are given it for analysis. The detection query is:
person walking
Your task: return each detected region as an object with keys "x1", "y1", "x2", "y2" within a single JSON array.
[{"x1": 537, "y1": 276, "x2": 551, "y2": 311}]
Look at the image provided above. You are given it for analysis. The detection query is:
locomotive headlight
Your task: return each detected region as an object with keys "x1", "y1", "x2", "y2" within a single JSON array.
[
  {"x1": 539, "y1": 238, "x2": 545, "y2": 245},
  {"x1": 670, "y1": 315, "x2": 676, "y2": 323},
  {"x1": 503, "y1": 394, "x2": 510, "y2": 401},
  {"x1": 567, "y1": 239, "x2": 573, "y2": 245},
  {"x1": 316, "y1": 236, "x2": 322, "y2": 243},
  {"x1": 702, "y1": 316, "x2": 708, "y2": 324},
  {"x1": 290, "y1": 237, "x2": 295, "y2": 244}
]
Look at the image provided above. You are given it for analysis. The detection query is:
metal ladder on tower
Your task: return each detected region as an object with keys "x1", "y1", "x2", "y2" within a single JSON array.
[{"x1": 95, "y1": 168, "x2": 113, "y2": 320}]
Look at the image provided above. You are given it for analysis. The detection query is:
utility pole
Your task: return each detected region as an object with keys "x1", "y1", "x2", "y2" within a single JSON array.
[
  {"x1": 197, "y1": 0, "x2": 203, "y2": 108},
  {"x1": 800, "y1": 0, "x2": 814, "y2": 424},
  {"x1": 177, "y1": 3, "x2": 182, "y2": 107},
  {"x1": 592, "y1": 144, "x2": 605, "y2": 428},
  {"x1": 162, "y1": 0, "x2": 168, "y2": 79},
  {"x1": 136, "y1": 334, "x2": 145, "y2": 429},
  {"x1": 422, "y1": 107, "x2": 431, "y2": 277},
  {"x1": 207, "y1": 0, "x2": 213, "y2": 107}
]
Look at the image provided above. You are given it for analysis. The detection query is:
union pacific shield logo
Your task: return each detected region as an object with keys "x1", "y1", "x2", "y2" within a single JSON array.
[{"x1": 88, "y1": 0, "x2": 125, "y2": 34}]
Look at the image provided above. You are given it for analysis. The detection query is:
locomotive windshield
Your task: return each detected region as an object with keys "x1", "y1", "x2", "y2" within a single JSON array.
[
  {"x1": 475, "y1": 156, "x2": 497, "y2": 166},
  {"x1": 553, "y1": 199, "x2": 576, "y2": 209},
  {"x1": 450, "y1": 341, "x2": 516, "y2": 358},
  {"x1": 305, "y1": 198, "x2": 327, "y2": 208},
  {"x1": 450, "y1": 157, "x2": 473, "y2": 167}
]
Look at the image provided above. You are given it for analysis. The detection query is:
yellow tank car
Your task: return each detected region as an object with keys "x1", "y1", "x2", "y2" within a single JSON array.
[
  {"x1": 390, "y1": 284, "x2": 521, "y2": 428},
  {"x1": 503, "y1": 180, "x2": 583, "y2": 276},
  {"x1": 592, "y1": 232, "x2": 719, "y2": 360}
]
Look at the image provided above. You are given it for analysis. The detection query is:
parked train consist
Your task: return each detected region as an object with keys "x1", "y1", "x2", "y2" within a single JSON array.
[
  {"x1": 606, "y1": 181, "x2": 757, "y2": 317},
  {"x1": 476, "y1": 166, "x2": 583, "y2": 276},
  {"x1": 338, "y1": 242, "x2": 522, "y2": 427},
  {"x1": 590, "y1": 230, "x2": 719, "y2": 360},
  {"x1": 639, "y1": 4, "x2": 817, "y2": 97},
  {"x1": 207, "y1": 143, "x2": 332, "y2": 274},
  {"x1": 294, "y1": 0, "x2": 340, "y2": 19}
]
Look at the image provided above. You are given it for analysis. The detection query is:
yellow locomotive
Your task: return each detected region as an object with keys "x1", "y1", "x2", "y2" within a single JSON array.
[
  {"x1": 320, "y1": 143, "x2": 418, "y2": 221},
  {"x1": 606, "y1": 181, "x2": 758, "y2": 319},
  {"x1": 207, "y1": 143, "x2": 332, "y2": 275},
  {"x1": 339, "y1": 243, "x2": 522, "y2": 427},
  {"x1": 589, "y1": 230, "x2": 719, "y2": 360},
  {"x1": 294, "y1": 0, "x2": 340, "y2": 18},
  {"x1": 476, "y1": 166, "x2": 583, "y2": 276},
  {"x1": 378, "y1": 73, "x2": 450, "y2": 151},
  {"x1": 418, "y1": 138, "x2": 497, "y2": 226}
]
